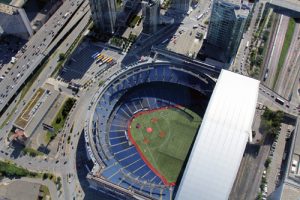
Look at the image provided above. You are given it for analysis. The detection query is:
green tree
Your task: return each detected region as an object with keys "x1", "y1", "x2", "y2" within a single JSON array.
[
  {"x1": 58, "y1": 53, "x2": 66, "y2": 61},
  {"x1": 265, "y1": 158, "x2": 271, "y2": 168}
]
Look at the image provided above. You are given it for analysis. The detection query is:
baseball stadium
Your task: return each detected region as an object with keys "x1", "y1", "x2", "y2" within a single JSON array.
[{"x1": 84, "y1": 62, "x2": 215, "y2": 200}]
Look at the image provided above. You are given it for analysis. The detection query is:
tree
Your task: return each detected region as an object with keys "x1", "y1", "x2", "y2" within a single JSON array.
[
  {"x1": 264, "y1": 158, "x2": 271, "y2": 168},
  {"x1": 256, "y1": 55, "x2": 263, "y2": 66},
  {"x1": 262, "y1": 30, "x2": 270, "y2": 42},
  {"x1": 43, "y1": 173, "x2": 48, "y2": 180},
  {"x1": 261, "y1": 108, "x2": 283, "y2": 137},
  {"x1": 258, "y1": 46, "x2": 264, "y2": 55},
  {"x1": 58, "y1": 53, "x2": 66, "y2": 61},
  {"x1": 56, "y1": 117, "x2": 61, "y2": 124}
]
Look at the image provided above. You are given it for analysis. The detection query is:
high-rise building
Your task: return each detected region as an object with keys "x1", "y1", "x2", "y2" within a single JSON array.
[
  {"x1": 171, "y1": 0, "x2": 191, "y2": 13},
  {"x1": 0, "y1": 3, "x2": 33, "y2": 39},
  {"x1": 206, "y1": 0, "x2": 249, "y2": 62},
  {"x1": 142, "y1": 0, "x2": 160, "y2": 34},
  {"x1": 89, "y1": 0, "x2": 117, "y2": 34}
]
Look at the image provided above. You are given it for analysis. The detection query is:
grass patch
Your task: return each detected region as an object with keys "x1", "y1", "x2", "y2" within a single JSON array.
[
  {"x1": 0, "y1": 160, "x2": 39, "y2": 178},
  {"x1": 128, "y1": 15, "x2": 141, "y2": 28},
  {"x1": 39, "y1": 185, "x2": 50, "y2": 200},
  {"x1": 0, "y1": 58, "x2": 50, "y2": 129},
  {"x1": 22, "y1": 147, "x2": 44, "y2": 157},
  {"x1": 129, "y1": 106, "x2": 201, "y2": 184},
  {"x1": 47, "y1": 98, "x2": 76, "y2": 142},
  {"x1": 272, "y1": 18, "x2": 296, "y2": 89},
  {"x1": 14, "y1": 88, "x2": 45, "y2": 129}
]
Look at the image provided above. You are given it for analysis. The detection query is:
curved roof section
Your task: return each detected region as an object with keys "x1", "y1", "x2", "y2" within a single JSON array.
[{"x1": 175, "y1": 70, "x2": 260, "y2": 200}]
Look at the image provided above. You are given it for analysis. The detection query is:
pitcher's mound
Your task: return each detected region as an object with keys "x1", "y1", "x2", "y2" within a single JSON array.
[{"x1": 146, "y1": 127, "x2": 153, "y2": 133}]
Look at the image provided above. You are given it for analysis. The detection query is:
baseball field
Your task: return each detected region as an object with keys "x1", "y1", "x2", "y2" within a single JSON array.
[{"x1": 128, "y1": 106, "x2": 202, "y2": 185}]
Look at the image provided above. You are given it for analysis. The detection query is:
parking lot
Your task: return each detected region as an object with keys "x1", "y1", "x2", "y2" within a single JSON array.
[{"x1": 58, "y1": 41, "x2": 121, "y2": 87}]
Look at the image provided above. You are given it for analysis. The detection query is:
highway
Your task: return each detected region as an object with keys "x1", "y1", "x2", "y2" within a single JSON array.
[
  {"x1": 275, "y1": 23, "x2": 300, "y2": 99},
  {"x1": 0, "y1": 0, "x2": 86, "y2": 114},
  {"x1": 263, "y1": 15, "x2": 289, "y2": 87},
  {"x1": 0, "y1": 2, "x2": 91, "y2": 199},
  {"x1": 0, "y1": 1, "x2": 90, "y2": 133}
]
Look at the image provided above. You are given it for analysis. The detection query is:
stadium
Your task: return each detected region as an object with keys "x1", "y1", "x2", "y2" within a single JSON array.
[{"x1": 84, "y1": 62, "x2": 216, "y2": 200}]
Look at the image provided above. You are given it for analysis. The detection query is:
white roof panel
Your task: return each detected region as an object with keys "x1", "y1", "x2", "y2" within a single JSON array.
[{"x1": 175, "y1": 70, "x2": 260, "y2": 200}]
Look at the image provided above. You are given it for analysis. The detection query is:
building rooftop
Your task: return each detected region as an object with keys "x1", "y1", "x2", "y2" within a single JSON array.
[
  {"x1": 280, "y1": 183, "x2": 300, "y2": 200},
  {"x1": 269, "y1": 0, "x2": 300, "y2": 13},
  {"x1": 0, "y1": 3, "x2": 18, "y2": 15},
  {"x1": 219, "y1": 0, "x2": 250, "y2": 17},
  {"x1": 175, "y1": 70, "x2": 260, "y2": 200}
]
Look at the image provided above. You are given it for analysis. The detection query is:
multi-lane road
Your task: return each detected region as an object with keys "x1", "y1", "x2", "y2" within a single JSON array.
[
  {"x1": 275, "y1": 23, "x2": 300, "y2": 99},
  {"x1": 0, "y1": 1, "x2": 90, "y2": 131},
  {"x1": 0, "y1": 0, "x2": 86, "y2": 114},
  {"x1": 263, "y1": 14, "x2": 289, "y2": 87}
]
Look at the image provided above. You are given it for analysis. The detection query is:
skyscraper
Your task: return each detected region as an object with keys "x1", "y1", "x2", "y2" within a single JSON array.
[
  {"x1": 89, "y1": 0, "x2": 117, "y2": 34},
  {"x1": 142, "y1": 0, "x2": 160, "y2": 34},
  {"x1": 206, "y1": 0, "x2": 249, "y2": 62},
  {"x1": 171, "y1": 0, "x2": 191, "y2": 13}
]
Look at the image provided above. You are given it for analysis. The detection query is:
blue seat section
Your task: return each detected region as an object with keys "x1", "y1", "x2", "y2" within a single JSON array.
[
  {"x1": 110, "y1": 142, "x2": 130, "y2": 152},
  {"x1": 102, "y1": 164, "x2": 120, "y2": 178},
  {"x1": 149, "y1": 70, "x2": 156, "y2": 81},
  {"x1": 109, "y1": 131, "x2": 125, "y2": 138},
  {"x1": 143, "y1": 171, "x2": 157, "y2": 182},
  {"x1": 114, "y1": 147, "x2": 136, "y2": 160},
  {"x1": 156, "y1": 66, "x2": 164, "y2": 81},
  {"x1": 132, "y1": 100, "x2": 142, "y2": 110},
  {"x1": 109, "y1": 137, "x2": 127, "y2": 145},
  {"x1": 120, "y1": 104, "x2": 132, "y2": 117},
  {"x1": 120, "y1": 153, "x2": 141, "y2": 166},
  {"x1": 162, "y1": 188, "x2": 171, "y2": 200},
  {"x1": 134, "y1": 164, "x2": 150, "y2": 176},
  {"x1": 152, "y1": 176, "x2": 162, "y2": 184},
  {"x1": 148, "y1": 98, "x2": 157, "y2": 109},
  {"x1": 110, "y1": 124, "x2": 126, "y2": 130},
  {"x1": 125, "y1": 159, "x2": 145, "y2": 172},
  {"x1": 141, "y1": 185, "x2": 152, "y2": 195},
  {"x1": 152, "y1": 188, "x2": 162, "y2": 196}
]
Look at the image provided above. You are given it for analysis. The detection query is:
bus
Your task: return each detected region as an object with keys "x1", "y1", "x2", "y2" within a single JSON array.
[
  {"x1": 97, "y1": 54, "x2": 103, "y2": 59},
  {"x1": 197, "y1": 13, "x2": 203, "y2": 20},
  {"x1": 275, "y1": 97, "x2": 285, "y2": 105},
  {"x1": 102, "y1": 57, "x2": 110, "y2": 63},
  {"x1": 106, "y1": 58, "x2": 113, "y2": 63},
  {"x1": 96, "y1": 55, "x2": 104, "y2": 62}
]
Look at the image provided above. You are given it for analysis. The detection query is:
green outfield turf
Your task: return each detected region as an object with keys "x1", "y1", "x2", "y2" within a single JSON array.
[{"x1": 129, "y1": 106, "x2": 202, "y2": 184}]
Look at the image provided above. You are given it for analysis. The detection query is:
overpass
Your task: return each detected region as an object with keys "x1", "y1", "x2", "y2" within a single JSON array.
[{"x1": 151, "y1": 46, "x2": 222, "y2": 77}]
